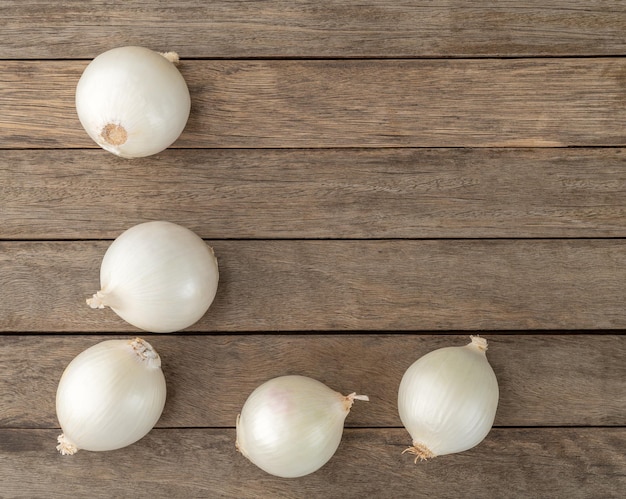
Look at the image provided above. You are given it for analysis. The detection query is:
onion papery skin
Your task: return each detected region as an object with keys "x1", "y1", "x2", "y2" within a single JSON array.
[
  {"x1": 56, "y1": 338, "x2": 166, "y2": 454},
  {"x1": 236, "y1": 375, "x2": 368, "y2": 478},
  {"x1": 397, "y1": 336, "x2": 499, "y2": 460},
  {"x1": 88, "y1": 221, "x2": 219, "y2": 333},
  {"x1": 75, "y1": 46, "x2": 190, "y2": 158}
]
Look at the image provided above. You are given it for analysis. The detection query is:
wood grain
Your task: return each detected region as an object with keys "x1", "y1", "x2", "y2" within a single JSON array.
[
  {"x1": 2, "y1": 1, "x2": 626, "y2": 59},
  {"x1": 1, "y1": 428, "x2": 624, "y2": 498},
  {"x1": 2, "y1": 1, "x2": 625, "y2": 496},
  {"x1": 3, "y1": 148, "x2": 626, "y2": 240},
  {"x1": 3, "y1": 58, "x2": 626, "y2": 149},
  {"x1": 2, "y1": 240, "x2": 626, "y2": 332},
  {"x1": 1, "y1": 334, "x2": 624, "y2": 429}
]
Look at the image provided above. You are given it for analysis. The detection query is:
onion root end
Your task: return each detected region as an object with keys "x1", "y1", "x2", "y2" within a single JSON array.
[
  {"x1": 101, "y1": 123, "x2": 128, "y2": 146},
  {"x1": 402, "y1": 442, "x2": 436, "y2": 463},
  {"x1": 56, "y1": 434, "x2": 78, "y2": 455}
]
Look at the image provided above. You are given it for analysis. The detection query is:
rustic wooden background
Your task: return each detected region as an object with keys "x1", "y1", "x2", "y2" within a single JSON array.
[{"x1": 1, "y1": 1, "x2": 626, "y2": 497}]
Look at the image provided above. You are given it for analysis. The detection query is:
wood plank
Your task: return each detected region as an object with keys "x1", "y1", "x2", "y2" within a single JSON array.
[
  {"x1": 1, "y1": 428, "x2": 624, "y2": 498},
  {"x1": 4, "y1": 2, "x2": 624, "y2": 498},
  {"x1": 3, "y1": 58, "x2": 626, "y2": 149},
  {"x1": 3, "y1": 148, "x2": 626, "y2": 239},
  {"x1": 1, "y1": 334, "x2": 624, "y2": 428},
  {"x1": 2, "y1": 1, "x2": 626, "y2": 59},
  {"x1": 2, "y1": 240, "x2": 626, "y2": 332}
]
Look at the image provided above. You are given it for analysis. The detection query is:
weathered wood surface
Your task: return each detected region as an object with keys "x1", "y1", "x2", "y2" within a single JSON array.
[
  {"x1": 2, "y1": 240, "x2": 626, "y2": 332},
  {"x1": 2, "y1": 148, "x2": 626, "y2": 240},
  {"x1": 2, "y1": 1, "x2": 626, "y2": 59},
  {"x1": 3, "y1": 58, "x2": 626, "y2": 149},
  {"x1": 1, "y1": 335, "x2": 624, "y2": 429},
  {"x1": 2, "y1": 1, "x2": 625, "y2": 497},
  {"x1": 1, "y1": 428, "x2": 624, "y2": 499}
]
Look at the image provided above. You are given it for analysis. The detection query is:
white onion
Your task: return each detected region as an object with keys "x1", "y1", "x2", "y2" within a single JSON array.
[
  {"x1": 87, "y1": 221, "x2": 219, "y2": 333},
  {"x1": 56, "y1": 338, "x2": 166, "y2": 455},
  {"x1": 76, "y1": 46, "x2": 190, "y2": 158},
  {"x1": 235, "y1": 375, "x2": 368, "y2": 478},
  {"x1": 397, "y1": 336, "x2": 499, "y2": 461}
]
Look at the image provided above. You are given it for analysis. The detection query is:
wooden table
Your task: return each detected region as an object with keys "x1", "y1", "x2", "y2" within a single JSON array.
[{"x1": 1, "y1": 1, "x2": 625, "y2": 497}]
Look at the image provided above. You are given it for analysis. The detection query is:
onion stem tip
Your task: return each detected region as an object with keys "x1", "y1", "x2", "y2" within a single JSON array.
[
  {"x1": 86, "y1": 291, "x2": 107, "y2": 309},
  {"x1": 469, "y1": 335, "x2": 488, "y2": 351},
  {"x1": 129, "y1": 338, "x2": 161, "y2": 368},
  {"x1": 160, "y1": 51, "x2": 180, "y2": 64},
  {"x1": 344, "y1": 392, "x2": 369, "y2": 411}
]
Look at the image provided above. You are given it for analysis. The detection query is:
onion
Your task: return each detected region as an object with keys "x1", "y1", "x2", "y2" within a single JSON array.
[
  {"x1": 87, "y1": 221, "x2": 219, "y2": 333},
  {"x1": 236, "y1": 375, "x2": 368, "y2": 478},
  {"x1": 75, "y1": 46, "x2": 190, "y2": 158},
  {"x1": 397, "y1": 336, "x2": 499, "y2": 461},
  {"x1": 56, "y1": 338, "x2": 166, "y2": 455}
]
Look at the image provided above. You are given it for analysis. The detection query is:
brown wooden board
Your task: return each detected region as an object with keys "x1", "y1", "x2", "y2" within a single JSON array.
[
  {"x1": 1, "y1": 428, "x2": 624, "y2": 498},
  {"x1": 3, "y1": 59, "x2": 626, "y2": 149},
  {"x1": 2, "y1": 1, "x2": 626, "y2": 59},
  {"x1": 2, "y1": 240, "x2": 626, "y2": 332},
  {"x1": 1, "y1": 334, "x2": 624, "y2": 429},
  {"x1": 2, "y1": 148, "x2": 626, "y2": 240},
  {"x1": 2, "y1": 1, "x2": 625, "y2": 497}
]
